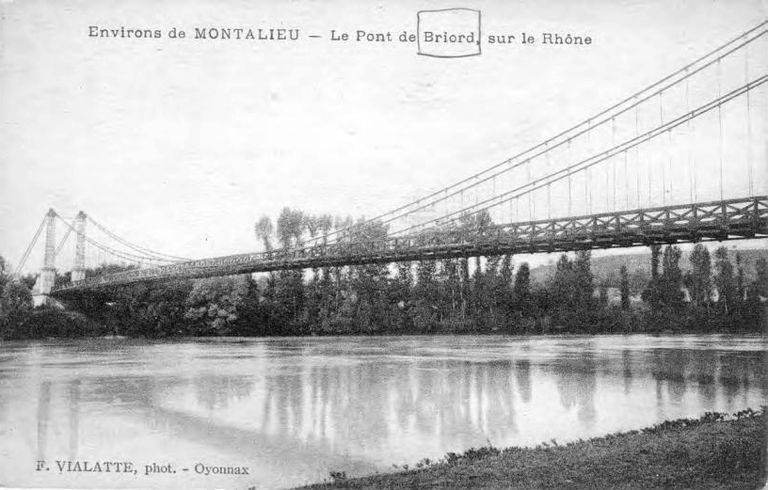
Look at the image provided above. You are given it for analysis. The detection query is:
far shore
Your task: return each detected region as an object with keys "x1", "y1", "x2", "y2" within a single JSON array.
[{"x1": 3, "y1": 328, "x2": 765, "y2": 343}]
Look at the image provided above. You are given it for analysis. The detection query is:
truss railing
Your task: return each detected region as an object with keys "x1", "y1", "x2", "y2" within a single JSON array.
[{"x1": 51, "y1": 196, "x2": 767, "y2": 295}]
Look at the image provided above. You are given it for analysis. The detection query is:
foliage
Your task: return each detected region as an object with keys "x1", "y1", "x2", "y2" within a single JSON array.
[
  {"x1": 185, "y1": 276, "x2": 249, "y2": 335},
  {"x1": 23, "y1": 308, "x2": 108, "y2": 338},
  {"x1": 686, "y1": 244, "x2": 711, "y2": 306},
  {"x1": 658, "y1": 245, "x2": 685, "y2": 308},
  {"x1": 714, "y1": 246, "x2": 737, "y2": 314},
  {"x1": 2, "y1": 213, "x2": 766, "y2": 338},
  {"x1": 0, "y1": 278, "x2": 33, "y2": 339},
  {"x1": 619, "y1": 265, "x2": 630, "y2": 310}
]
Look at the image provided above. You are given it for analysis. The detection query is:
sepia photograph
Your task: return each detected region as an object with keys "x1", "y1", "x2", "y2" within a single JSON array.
[{"x1": 0, "y1": 0, "x2": 766, "y2": 488}]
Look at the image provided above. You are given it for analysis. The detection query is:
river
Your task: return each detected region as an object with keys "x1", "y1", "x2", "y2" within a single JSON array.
[{"x1": 0, "y1": 334, "x2": 765, "y2": 489}]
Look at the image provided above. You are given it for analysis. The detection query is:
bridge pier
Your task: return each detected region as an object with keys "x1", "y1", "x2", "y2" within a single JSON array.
[{"x1": 32, "y1": 209, "x2": 57, "y2": 307}]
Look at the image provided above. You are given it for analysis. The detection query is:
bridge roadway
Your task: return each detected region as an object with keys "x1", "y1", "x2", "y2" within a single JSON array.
[{"x1": 52, "y1": 196, "x2": 768, "y2": 296}]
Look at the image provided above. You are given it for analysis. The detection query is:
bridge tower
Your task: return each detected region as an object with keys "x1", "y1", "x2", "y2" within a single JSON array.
[
  {"x1": 32, "y1": 209, "x2": 57, "y2": 306},
  {"x1": 71, "y1": 211, "x2": 87, "y2": 282}
]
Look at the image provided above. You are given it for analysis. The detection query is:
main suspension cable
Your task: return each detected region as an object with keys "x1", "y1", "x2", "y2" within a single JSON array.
[
  {"x1": 86, "y1": 215, "x2": 189, "y2": 261},
  {"x1": 55, "y1": 214, "x2": 179, "y2": 265},
  {"x1": 306, "y1": 21, "x2": 768, "y2": 247},
  {"x1": 13, "y1": 214, "x2": 47, "y2": 276},
  {"x1": 388, "y1": 74, "x2": 768, "y2": 237}
]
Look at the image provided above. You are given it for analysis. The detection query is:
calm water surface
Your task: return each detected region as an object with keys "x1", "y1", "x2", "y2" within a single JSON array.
[{"x1": 0, "y1": 334, "x2": 765, "y2": 489}]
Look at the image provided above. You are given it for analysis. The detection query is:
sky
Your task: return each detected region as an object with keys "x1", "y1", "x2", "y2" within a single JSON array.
[{"x1": 1, "y1": 0, "x2": 766, "y2": 273}]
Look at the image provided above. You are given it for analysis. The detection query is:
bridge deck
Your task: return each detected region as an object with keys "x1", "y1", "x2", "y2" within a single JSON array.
[{"x1": 52, "y1": 196, "x2": 768, "y2": 295}]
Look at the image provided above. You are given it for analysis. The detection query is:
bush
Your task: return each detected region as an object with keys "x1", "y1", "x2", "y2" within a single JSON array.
[{"x1": 22, "y1": 308, "x2": 109, "y2": 338}]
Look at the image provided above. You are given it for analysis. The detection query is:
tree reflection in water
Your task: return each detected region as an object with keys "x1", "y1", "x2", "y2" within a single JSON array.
[{"x1": 10, "y1": 335, "x2": 767, "y2": 489}]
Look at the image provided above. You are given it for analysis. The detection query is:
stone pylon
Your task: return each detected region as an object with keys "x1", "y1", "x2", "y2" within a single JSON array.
[
  {"x1": 32, "y1": 209, "x2": 57, "y2": 306},
  {"x1": 71, "y1": 211, "x2": 87, "y2": 282}
]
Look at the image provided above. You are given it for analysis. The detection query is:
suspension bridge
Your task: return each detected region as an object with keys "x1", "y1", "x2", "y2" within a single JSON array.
[{"x1": 13, "y1": 21, "x2": 768, "y2": 302}]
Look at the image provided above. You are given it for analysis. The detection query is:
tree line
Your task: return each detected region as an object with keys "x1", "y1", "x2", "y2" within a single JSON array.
[{"x1": 1, "y1": 208, "x2": 766, "y2": 339}]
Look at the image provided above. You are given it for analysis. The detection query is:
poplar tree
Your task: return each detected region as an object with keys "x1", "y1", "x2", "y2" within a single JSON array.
[
  {"x1": 620, "y1": 265, "x2": 630, "y2": 310},
  {"x1": 499, "y1": 255, "x2": 514, "y2": 317},
  {"x1": 736, "y1": 252, "x2": 745, "y2": 310},
  {"x1": 658, "y1": 245, "x2": 684, "y2": 308},
  {"x1": 513, "y1": 262, "x2": 531, "y2": 315},
  {"x1": 755, "y1": 257, "x2": 768, "y2": 297},
  {"x1": 687, "y1": 244, "x2": 711, "y2": 307},
  {"x1": 714, "y1": 247, "x2": 736, "y2": 314},
  {"x1": 573, "y1": 250, "x2": 594, "y2": 307}
]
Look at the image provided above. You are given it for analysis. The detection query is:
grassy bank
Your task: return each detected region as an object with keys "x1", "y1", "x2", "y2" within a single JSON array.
[{"x1": 302, "y1": 408, "x2": 767, "y2": 489}]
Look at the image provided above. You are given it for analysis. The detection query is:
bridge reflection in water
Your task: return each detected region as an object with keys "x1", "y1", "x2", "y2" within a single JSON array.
[{"x1": 0, "y1": 335, "x2": 765, "y2": 489}]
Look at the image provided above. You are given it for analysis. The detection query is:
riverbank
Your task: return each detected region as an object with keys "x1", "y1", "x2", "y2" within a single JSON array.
[
  {"x1": 3, "y1": 303, "x2": 764, "y2": 340},
  {"x1": 3, "y1": 243, "x2": 763, "y2": 340},
  {"x1": 301, "y1": 408, "x2": 766, "y2": 489}
]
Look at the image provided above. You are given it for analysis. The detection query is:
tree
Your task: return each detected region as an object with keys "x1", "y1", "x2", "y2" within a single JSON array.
[
  {"x1": 756, "y1": 257, "x2": 768, "y2": 297},
  {"x1": 598, "y1": 282, "x2": 608, "y2": 306},
  {"x1": 642, "y1": 245, "x2": 664, "y2": 307},
  {"x1": 620, "y1": 265, "x2": 630, "y2": 310},
  {"x1": 687, "y1": 244, "x2": 711, "y2": 307},
  {"x1": 304, "y1": 215, "x2": 320, "y2": 240},
  {"x1": 458, "y1": 257, "x2": 471, "y2": 320},
  {"x1": 236, "y1": 277, "x2": 266, "y2": 336},
  {"x1": 303, "y1": 214, "x2": 324, "y2": 328},
  {"x1": 483, "y1": 254, "x2": 503, "y2": 328},
  {"x1": 500, "y1": 255, "x2": 513, "y2": 289},
  {"x1": 442, "y1": 259, "x2": 460, "y2": 319},
  {"x1": 414, "y1": 257, "x2": 438, "y2": 332},
  {"x1": 744, "y1": 258, "x2": 767, "y2": 329},
  {"x1": 513, "y1": 262, "x2": 531, "y2": 314},
  {"x1": 552, "y1": 252, "x2": 593, "y2": 312},
  {"x1": 498, "y1": 255, "x2": 514, "y2": 318},
  {"x1": 470, "y1": 256, "x2": 486, "y2": 329},
  {"x1": 736, "y1": 252, "x2": 745, "y2": 310},
  {"x1": 391, "y1": 261, "x2": 413, "y2": 331},
  {"x1": 0, "y1": 255, "x2": 8, "y2": 293},
  {"x1": 658, "y1": 245, "x2": 684, "y2": 308},
  {"x1": 551, "y1": 254, "x2": 574, "y2": 308},
  {"x1": 650, "y1": 244, "x2": 662, "y2": 280},
  {"x1": 109, "y1": 279, "x2": 193, "y2": 337},
  {"x1": 573, "y1": 251, "x2": 594, "y2": 307},
  {"x1": 714, "y1": 247, "x2": 736, "y2": 314},
  {"x1": 349, "y1": 220, "x2": 390, "y2": 333},
  {"x1": 273, "y1": 208, "x2": 307, "y2": 328},
  {"x1": 254, "y1": 216, "x2": 274, "y2": 252},
  {"x1": 0, "y1": 279, "x2": 34, "y2": 339},
  {"x1": 458, "y1": 209, "x2": 493, "y2": 237},
  {"x1": 276, "y1": 207, "x2": 305, "y2": 248},
  {"x1": 315, "y1": 214, "x2": 336, "y2": 329},
  {"x1": 317, "y1": 215, "x2": 334, "y2": 243},
  {"x1": 185, "y1": 276, "x2": 249, "y2": 336}
]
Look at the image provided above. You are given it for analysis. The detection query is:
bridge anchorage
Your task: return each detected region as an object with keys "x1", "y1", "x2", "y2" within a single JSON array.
[{"x1": 14, "y1": 20, "x2": 768, "y2": 301}]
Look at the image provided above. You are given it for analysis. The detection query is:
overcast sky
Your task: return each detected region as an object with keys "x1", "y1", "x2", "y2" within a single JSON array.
[{"x1": 1, "y1": 0, "x2": 766, "y2": 273}]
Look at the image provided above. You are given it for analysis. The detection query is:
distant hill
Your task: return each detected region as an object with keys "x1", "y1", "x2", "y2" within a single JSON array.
[{"x1": 528, "y1": 246, "x2": 768, "y2": 294}]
